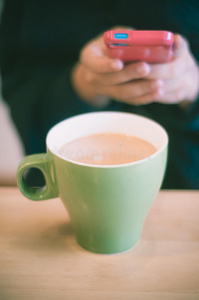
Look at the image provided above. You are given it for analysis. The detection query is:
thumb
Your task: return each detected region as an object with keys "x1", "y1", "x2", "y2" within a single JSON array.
[
  {"x1": 80, "y1": 35, "x2": 124, "y2": 74},
  {"x1": 173, "y1": 34, "x2": 188, "y2": 57}
]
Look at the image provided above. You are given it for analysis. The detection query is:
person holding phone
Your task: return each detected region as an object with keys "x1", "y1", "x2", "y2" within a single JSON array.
[
  {"x1": 1, "y1": 0, "x2": 199, "y2": 189},
  {"x1": 72, "y1": 29, "x2": 198, "y2": 109}
]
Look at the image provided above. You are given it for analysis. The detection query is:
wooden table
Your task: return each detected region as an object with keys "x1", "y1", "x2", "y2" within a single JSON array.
[{"x1": 0, "y1": 187, "x2": 199, "y2": 300}]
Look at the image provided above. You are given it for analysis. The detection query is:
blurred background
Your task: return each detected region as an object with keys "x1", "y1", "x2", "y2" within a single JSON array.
[{"x1": 0, "y1": 0, "x2": 24, "y2": 185}]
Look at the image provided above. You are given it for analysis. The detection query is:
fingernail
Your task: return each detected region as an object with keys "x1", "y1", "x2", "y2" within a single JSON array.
[
  {"x1": 137, "y1": 63, "x2": 150, "y2": 75},
  {"x1": 111, "y1": 59, "x2": 124, "y2": 71},
  {"x1": 151, "y1": 79, "x2": 163, "y2": 89}
]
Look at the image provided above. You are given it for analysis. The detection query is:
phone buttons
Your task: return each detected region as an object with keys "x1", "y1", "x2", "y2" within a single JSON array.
[{"x1": 114, "y1": 33, "x2": 128, "y2": 39}]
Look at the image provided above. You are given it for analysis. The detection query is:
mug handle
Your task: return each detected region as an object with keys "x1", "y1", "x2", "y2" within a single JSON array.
[{"x1": 17, "y1": 153, "x2": 59, "y2": 201}]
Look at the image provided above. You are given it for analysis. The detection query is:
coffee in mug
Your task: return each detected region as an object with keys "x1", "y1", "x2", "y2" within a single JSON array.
[{"x1": 58, "y1": 133, "x2": 157, "y2": 165}]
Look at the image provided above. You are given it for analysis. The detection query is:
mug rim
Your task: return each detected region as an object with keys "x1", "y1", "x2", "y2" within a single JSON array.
[{"x1": 46, "y1": 111, "x2": 168, "y2": 169}]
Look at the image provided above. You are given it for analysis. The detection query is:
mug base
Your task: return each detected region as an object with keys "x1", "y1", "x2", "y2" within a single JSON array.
[{"x1": 76, "y1": 237, "x2": 140, "y2": 255}]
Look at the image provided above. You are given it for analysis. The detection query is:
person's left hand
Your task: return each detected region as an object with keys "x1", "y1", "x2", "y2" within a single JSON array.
[{"x1": 146, "y1": 34, "x2": 199, "y2": 105}]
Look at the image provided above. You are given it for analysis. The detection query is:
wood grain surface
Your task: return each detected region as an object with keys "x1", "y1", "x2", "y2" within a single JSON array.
[{"x1": 0, "y1": 188, "x2": 199, "y2": 300}]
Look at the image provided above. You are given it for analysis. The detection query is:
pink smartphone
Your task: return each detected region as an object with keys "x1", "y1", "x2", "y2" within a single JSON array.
[{"x1": 103, "y1": 30, "x2": 174, "y2": 63}]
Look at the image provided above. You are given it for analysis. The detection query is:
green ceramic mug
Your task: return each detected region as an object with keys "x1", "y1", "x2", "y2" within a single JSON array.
[{"x1": 17, "y1": 112, "x2": 168, "y2": 254}]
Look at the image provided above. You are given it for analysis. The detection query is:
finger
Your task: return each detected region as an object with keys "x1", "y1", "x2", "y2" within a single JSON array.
[
  {"x1": 85, "y1": 62, "x2": 151, "y2": 86},
  {"x1": 173, "y1": 34, "x2": 188, "y2": 57},
  {"x1": 81, "y1": 26, "x2": 134, "y2": 73},
  {"x1": 147, "y1": 57, "x2": 186, "y2": 80},
  {"x1": 80, "y1": 37, "x2": 124, "y2": 73},
  {"x1": 112, "y1": 87, "x2": 164, "y2": 106},
  {"x1": 153, "y1": 68, "x2": 199, "y2": 103},
  {"x1": 157, "y1": 77, "x2": 182, "y2": 94},
  {"x1": 131, "y1": 90, "x2": 163, "y2": 105},
  {"x1": 154, "y1": 89, "x2": 188, "y2": 104},
  {"x1": 147, "y1": 35, "x2": 192, "y2": 80},
  {"x1": 150, "y1": 79, "x2": 185, "y2": 104},
  {"x1": 100, "y1": 79, "x2": 163, "y2": 103},
  {"x1": 156, "y1": 64, "x2": 198, "y2": 92}
]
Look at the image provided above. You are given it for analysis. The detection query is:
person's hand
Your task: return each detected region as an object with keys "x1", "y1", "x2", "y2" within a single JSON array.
[
  {"x1": 71, "y1": 29, "x2": 162, "y2": 107},
  {"x1": 71, "y1": 31, "x2": 199, "y2": 107},
  {"x1": 146, "y1": 34, "x2": 199, "y2": 106}
]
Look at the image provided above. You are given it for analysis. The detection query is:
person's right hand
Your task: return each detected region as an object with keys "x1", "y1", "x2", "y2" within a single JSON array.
[{"x1": 71, "y1": 30, "x2": 163, "y2": 107}]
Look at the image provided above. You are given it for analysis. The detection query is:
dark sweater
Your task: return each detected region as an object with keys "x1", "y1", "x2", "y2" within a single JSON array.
[{"x1": 1, "y1": 0, "x2": 199, "y2": 189}]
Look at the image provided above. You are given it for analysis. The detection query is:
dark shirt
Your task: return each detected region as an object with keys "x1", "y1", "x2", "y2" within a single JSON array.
[{"x1": 1, "y1": 0, "x2": 199, "y2": 189}]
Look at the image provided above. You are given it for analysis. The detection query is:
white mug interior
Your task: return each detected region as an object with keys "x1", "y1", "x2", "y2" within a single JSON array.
[{"x1": 46, "y1": 111, "x2": 168, "y2": 166}]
